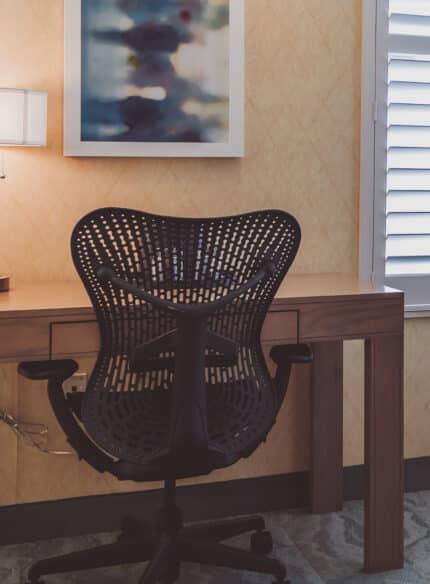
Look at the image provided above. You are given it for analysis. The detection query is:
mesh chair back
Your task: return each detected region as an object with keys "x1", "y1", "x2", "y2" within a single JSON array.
[{"x1": 71, "y1": 208, "x2": 301, "y2": 465}]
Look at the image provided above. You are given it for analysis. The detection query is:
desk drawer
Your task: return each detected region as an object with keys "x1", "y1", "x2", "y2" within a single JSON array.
[
  {"x1": 262, "y1": 297, "x2": 403, "y2": 345},
  {"x1": 0, "y1": 318, "x2": 100, "y2": 361},
  {"x1": 298, "y1": 298, "x2": 403, "y2": 341},
  {"x1": 0, "y1": 318, "x2": 50, "y2": 360},
  {"x1": 52, "y1": 321, "x2": 100, "y2": 357}
]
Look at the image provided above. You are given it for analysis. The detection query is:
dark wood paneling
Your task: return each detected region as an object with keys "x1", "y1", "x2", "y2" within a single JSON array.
[
  {"x1": 310, "y1": 341, "x2": 344, "y2": 513},
  {"x1": 298, "y1": 298, "x2": 403, "y2": 342},
  {"x1": 261, "y1": 310, "x2": 298, "y2": 344},
  {"x1": 260, "y1": 298, "x2": 403, "y2": 346},
  {"x1": 364, "y1": 333, "x2": 404, "y2": 572}
]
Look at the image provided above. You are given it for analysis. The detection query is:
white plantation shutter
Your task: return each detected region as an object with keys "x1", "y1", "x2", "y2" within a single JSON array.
[{"x1": 374, "y1": 0, "x2": 430, "y2": 309}]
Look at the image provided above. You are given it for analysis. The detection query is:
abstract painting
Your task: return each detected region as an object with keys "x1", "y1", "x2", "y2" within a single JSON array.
[{"x1": 64, "y1": 0, "x2": 244, "y2": 157}]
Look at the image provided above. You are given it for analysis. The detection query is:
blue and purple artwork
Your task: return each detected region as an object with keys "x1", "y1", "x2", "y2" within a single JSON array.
[{"x1": 81, "y1": 0, "x2": 230, "y2": 143}]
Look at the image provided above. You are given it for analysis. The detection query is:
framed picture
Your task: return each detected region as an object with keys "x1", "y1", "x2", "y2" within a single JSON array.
[{"x1": 64, "y1": 0, "x2": 244, "y2": 158}]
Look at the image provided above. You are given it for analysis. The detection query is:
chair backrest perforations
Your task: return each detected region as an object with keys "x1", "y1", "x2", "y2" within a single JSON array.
[{"x1": 71, "y1": 207, "x2": 301, "y2": 397}]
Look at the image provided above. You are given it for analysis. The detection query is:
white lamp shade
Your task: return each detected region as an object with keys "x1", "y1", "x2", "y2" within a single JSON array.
[{"x1": 0, "y1": 89, "x2": 47, "y2": 146}]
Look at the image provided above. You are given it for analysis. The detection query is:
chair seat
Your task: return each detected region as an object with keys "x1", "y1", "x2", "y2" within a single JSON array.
[{"x1": 80, "y1": 379, "x2": 280, "y2": 476}]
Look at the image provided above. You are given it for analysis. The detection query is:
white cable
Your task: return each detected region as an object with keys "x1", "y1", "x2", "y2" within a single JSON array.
[
  {"x1": 0, "y1": 409, "x2": 72, "y2": 455},
  {"x1": 0, "y1": 151, "x2": 5, "y2": 180}
]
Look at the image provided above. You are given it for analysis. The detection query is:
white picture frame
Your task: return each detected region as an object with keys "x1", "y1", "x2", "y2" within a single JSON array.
[{"x1": 64, "y1": 0, "x2": 245, "y2": 158}]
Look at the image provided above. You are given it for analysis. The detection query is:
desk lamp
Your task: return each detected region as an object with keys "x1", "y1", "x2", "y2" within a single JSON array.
[{"x1": 0, "y1": 88, "x2": 48, "y2": 291}]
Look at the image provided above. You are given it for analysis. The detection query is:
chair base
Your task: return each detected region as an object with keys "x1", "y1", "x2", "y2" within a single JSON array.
[{"x1": 27, "y1": 480, "x2": 289, "y2": 584}]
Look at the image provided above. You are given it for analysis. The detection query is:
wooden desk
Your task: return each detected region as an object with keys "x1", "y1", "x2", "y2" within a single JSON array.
[{"x1": 0, "y1": 274, "x2": 404, "y2": 573}]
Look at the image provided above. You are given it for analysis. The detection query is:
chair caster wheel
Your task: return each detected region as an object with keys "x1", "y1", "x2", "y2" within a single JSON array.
[{"x1": 250, "y1": 529, "x2": 273, "y2": 554}]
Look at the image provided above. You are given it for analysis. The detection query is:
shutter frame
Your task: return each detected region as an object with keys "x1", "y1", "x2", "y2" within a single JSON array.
[{"x1": 373, "y1": 0, "x2": 430, "y2": 309}]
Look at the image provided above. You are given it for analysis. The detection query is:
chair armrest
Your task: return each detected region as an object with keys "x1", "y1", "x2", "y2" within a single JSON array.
[
  {"x1": 270, "y1": 344, "x2": 313, "y2": 366},
  {"x1": 270, "y1": 344, "x2": 313, "y2": 400},
  {"x1": 18, "y1": 362, "x2": 114, "y2": 474},
  {"x1": 97, "y1": 262, "x2": 274, "y2": 318},
  {"x1": 18, "y1": 360, "x2": 78, "y2": 381}
]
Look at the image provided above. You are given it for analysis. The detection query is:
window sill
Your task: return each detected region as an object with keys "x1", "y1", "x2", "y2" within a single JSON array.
[{"x1": 405, "y1": 308, "x2": 430, "y2": 319}]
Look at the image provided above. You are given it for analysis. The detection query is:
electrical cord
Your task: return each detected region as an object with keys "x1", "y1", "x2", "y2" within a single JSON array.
[
  {"x1": 0, "y1": 151, "x2": 5, "y2": 180},
  {"x1": 0, "y1": 408, "x2": 72, "y2": 455}
]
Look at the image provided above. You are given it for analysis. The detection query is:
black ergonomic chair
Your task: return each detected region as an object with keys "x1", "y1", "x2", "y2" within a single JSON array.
[{"x1": 19, "y1": 208, "x2": 312, "y2": 584}]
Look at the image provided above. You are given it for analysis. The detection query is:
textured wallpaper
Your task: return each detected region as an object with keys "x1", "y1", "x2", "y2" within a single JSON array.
[
  {"x1": 1, "y1": 0, "x2": 427, "y2": 505},
  {"x1": 0, "y1": 0, "x2": 360, "y2": 282}
]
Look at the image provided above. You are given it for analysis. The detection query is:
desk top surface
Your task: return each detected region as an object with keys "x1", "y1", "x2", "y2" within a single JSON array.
[{"x1": 0, "y1": 274, "x2": 403, "y2": 319}]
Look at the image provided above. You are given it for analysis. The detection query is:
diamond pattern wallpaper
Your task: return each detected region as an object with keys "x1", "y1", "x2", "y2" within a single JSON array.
[
  {"x1": 0, "y1": 0, "x2": 428, "y2": 506},
  {"x1": 0, "y1": 0, "x2": 360, "y2": 282}
]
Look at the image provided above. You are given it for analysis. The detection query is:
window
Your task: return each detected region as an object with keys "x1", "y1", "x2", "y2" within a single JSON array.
[{"x1": 362, "y1": 0, "x2": 430, "y2": 311}]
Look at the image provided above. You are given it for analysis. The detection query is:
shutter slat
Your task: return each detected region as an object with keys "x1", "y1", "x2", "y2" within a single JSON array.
[
  {"x1": 390, "y1": 0, "x2": 430, "y2": 18},
  {"x1": 386, "y1": 212, "x2": 430, "y2": 235},
  {"x1": 387, "y1": 191, "x2": 430, "y2": 212},
  {"x1": 389, "y1": 58, "x2": 430, "y2": 83},
  {"x1": 389, "y1": 104, "x2": 430, "y2": 126},
  {"x1": 389, "y1": 82, "x2": 430, "y2": 104},
  {"x1": 390, "y1": 13, "x2": 430, "y2": 37},
  {"x1": 386, "y1": 257, "x2": 430, "y2": 275},
  {"x1": 387, "y1": 169, "x2": 430, "y2": 189},
  {"x1": 387, "y1": 234, "x2": 430, "y2": 256},
  {"x1": 388, "y1": 149, "x2": 430, "y2": 168},
  {"x1": 388, "y1": 126, "x2": 430, "y2": 148}
]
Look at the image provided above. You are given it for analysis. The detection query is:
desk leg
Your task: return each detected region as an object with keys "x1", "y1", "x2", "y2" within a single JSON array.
[
  {"x1": 364, "y1": 334, "x2": 404, "y2": 572},
  {"x1": 310, "y1": 341, "x2": 343, "y2": 514}
]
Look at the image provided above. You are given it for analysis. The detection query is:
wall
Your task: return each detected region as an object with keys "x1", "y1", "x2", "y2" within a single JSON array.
[
  {"x1": 0, "y1": 0, "x2": 360, "y2": 281},
  {"x1": 1, "y1": 0, "x2": 423, "y2": 506}
]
